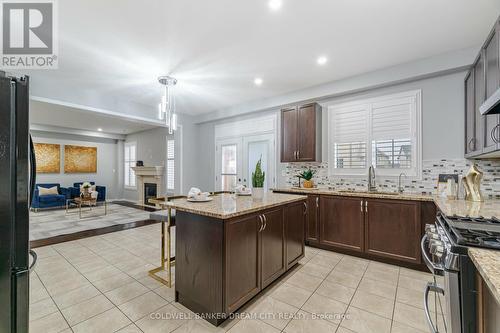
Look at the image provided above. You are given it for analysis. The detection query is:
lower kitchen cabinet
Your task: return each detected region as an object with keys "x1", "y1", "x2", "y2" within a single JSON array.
[
  {"x1": 319, "y1": 196, "x2": 364, "y2": 252},
  {"x1": 285, "y1": 200, "x2": 306, "y2": 268},
  {"x1": 261, "y1": 208, "x2": 285, "y2": 288},
  {"x1": 364, "y1": 199, "x2": 421, "y2": 264},
  {"x1": 305, "y1": 195, "x2": 320, "y2": 245}
]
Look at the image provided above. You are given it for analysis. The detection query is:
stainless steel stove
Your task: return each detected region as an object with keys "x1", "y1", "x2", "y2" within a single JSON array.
[{"x1": 420, "y1": 212, "x2": 499, "y2": 333}]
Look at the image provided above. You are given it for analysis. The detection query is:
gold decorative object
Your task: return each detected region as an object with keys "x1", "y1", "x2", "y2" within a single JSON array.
[
  {"x1": 64, "y1": 145, "x2": 97, "y2": 173},
  {"x1": 33, "y1": 143, "x2": 60, "y2": 173},
  {"x1": 303, "y1": 180, "x2": 314, "y2": 188},
  {"x1": 462, "y1": 164, "x2": 484, "y2": 202}
]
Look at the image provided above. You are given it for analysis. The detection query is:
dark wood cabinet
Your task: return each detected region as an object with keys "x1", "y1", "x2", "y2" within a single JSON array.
[
  {"x1": 305, "y1": 195, "x2": 320, "y2": 245},
  {"x1": 281, "y1": 103, "x2": 321, "y2": 162},
  {"x1": 225, "y1": 214, "x2": 261, "y2": 313},
  {"x1": 364, "y1": 199, "x2": 421, "y2": 264},
  {"x1": 285, "y1": 201, "x2": 306, "y2": 268},
  {"x1": 319, "y1": 196, "x2": 364, "y2": 252},
  {"x1": 261, "y1": 208, "x2": 285, "y2": 288}
]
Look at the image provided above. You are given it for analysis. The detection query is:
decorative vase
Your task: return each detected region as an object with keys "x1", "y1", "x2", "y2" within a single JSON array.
[
  {"x1": 82, "y1": 187, "x2": 91, "y2": 199},
  {"x1": 303, "y1": 180, "x2": 314, "y2": 188},
  {"x1": 253, "y1": 187, "x2": 264, "y2": 200}
]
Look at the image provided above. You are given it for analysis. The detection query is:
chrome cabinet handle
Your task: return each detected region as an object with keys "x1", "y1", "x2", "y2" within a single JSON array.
[
  {"x1": 29, "y1": 250, "x2": 37, "y2": 271},
  {"x1": 468, "y1": 138, "x2": 475, "y2": 151},
  {"x1": 424, "y1": 282, "x2": 445, "y2": 333},
  {"x1": 303, "y1": 202, "x2": 307, "y2": 215},
  {"x1": 258, "y1": 215, "x2": 264, "y2": 232},
  {"x1": 360, "y1": 200, "x2": 363, "y2": 213},
  {"x1": 493, "y1": 124, "x2": 500, "y2": 143},
  {"x1": 297, "y1": 150, "x2": 300, "y2": 159},
  {"x1": 315, "y1": 197, "x2": 319, "y2": 208},
  {"x1": 365, "y1": 200, "x2": 368, "y2": 213},
  {"x1": 263, "y1": 215, "x2": 267, "y2": 231}
]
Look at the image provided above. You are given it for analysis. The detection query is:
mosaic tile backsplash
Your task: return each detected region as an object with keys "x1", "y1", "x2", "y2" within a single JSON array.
[{"x1": 283, "y1": 159, "x2": 500, "y2": 199}]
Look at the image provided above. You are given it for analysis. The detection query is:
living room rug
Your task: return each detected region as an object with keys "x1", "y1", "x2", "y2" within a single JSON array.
[{"x1": 29, "y1": 203, "x2": 152, "y2": 241}]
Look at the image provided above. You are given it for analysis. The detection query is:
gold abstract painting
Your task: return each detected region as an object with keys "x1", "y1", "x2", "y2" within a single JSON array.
[
  {"x1": 64, "y1": 145, "x2": 97, "y2": 173},
  {"x1": 33, "y1": 143, "x2": 60, "y2": 173}
]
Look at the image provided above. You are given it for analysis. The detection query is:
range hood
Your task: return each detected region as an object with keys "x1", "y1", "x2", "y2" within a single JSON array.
[{"x1": 480, "y1": 87, "x2": 500, "y2": 115}]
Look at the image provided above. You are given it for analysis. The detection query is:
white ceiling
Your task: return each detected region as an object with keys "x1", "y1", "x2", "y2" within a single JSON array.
[
  {"x1": 18, "y1": 0, "x2": 500, "y2": 117},
  {"x1": 30, "y1": 100, "x2": 160, "y2": 134}
]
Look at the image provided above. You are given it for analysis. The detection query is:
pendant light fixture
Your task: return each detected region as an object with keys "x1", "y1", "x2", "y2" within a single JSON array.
[{"x1": 158, "y1": 75, "x2": 178, "y2": 134}]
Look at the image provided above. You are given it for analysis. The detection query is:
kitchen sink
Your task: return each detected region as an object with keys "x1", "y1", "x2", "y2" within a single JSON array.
[{"x1": 337, "y1": 190, "x2": 400, "y2": 196}]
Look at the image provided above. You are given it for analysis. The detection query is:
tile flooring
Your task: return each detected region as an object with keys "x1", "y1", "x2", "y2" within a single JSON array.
[{"x1": 30, "y1": 224, "x2": 444, "y2": 333}]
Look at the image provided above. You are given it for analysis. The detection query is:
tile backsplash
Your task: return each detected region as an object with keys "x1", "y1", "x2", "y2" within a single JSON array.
[{"x1": 283, "y1": 159, "x2": 500, "y2": 199}]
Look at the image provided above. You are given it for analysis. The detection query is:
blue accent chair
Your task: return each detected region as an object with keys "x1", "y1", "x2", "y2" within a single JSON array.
[
  {"x1": 31, "y1": 183, "x2": 70, "y2": 211},
  {"x1": 68, "y1": 182, "x2": 106, "y2": 202}
]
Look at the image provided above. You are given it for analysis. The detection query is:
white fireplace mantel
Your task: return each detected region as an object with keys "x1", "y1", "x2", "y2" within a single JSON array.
[{"x1": 132, "y1": 166, "x2": 165, "y2": 205}]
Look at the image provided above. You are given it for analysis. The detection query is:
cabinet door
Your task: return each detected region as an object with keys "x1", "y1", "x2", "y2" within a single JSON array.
[
  {"x1": 320, "y1": 196, "x2": 364, "y2": 252},
  {"x1": 225, "y1": 214, "x2": 261, "y2": 313},
  {"x1": 484, "y1": 27, "x2": 500, "y2": 153},
  {"x1": 281, "y1": 107, "x2": 298, "y2": 162},
  {"x1": 305, "y1": 195, "x2": 319, "y2": 244},
  {"x1": 261, "y1": 208, "x2": 285, "y2": 288},
  {"x1": 465, "y1": 71, "x2": 476, "y2": 155},
  {"x1": 365, "y1": 199, "x2": 421, "y2": 263},
  {"x1": 297, "y1": 104, "x2": 316, "y2": 161},
  {"x1": 285, "y1": 201, "x2": 306, "y2": 268},
  {"x1": 474, "y1": 53, "x2": 486, "y2": 153}
]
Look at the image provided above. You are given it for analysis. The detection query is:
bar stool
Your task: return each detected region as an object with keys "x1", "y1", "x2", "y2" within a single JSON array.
[{"x1": 148, "y1": 195, "x2": 185, "y2": 287}]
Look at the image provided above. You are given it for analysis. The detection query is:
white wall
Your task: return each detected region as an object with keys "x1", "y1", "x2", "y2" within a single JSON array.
[
  {"x1": 31, "y1": 131, "x2": 120, "y2": 198},
  {"x1": 195, "y1": 70, "x2": 467, "y2": 190}
]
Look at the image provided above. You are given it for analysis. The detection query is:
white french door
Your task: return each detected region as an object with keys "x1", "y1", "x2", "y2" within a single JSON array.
[{"x1": 216, "y1": 134, "x2": 275, "y2": 191}]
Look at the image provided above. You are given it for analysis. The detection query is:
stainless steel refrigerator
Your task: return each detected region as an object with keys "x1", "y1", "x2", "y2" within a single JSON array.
[{"x1": 0, "y1": 73, "x2": 37, "y2": 333}]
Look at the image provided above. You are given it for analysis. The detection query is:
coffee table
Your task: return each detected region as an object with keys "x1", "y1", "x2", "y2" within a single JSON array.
[{"x1": 66, "y1": 197, "x2": 107, "y2": 218}]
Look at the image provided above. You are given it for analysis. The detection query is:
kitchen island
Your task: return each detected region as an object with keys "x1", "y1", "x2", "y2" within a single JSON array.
[{"x1": 166, "y1": 192, "x2": 307, "y2": 326}]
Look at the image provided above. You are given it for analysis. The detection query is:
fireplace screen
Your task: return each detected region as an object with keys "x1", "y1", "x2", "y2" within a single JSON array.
[{"x1": 144, "y1": 183, "x2": 158, "y2": 205}]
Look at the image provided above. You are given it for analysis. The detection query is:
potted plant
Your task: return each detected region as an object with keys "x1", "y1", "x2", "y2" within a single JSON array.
[
  {"x1": 81, "y1": 182, "x2": 92, "y2": 199},
  {"x1": 298, "y1": 168, "x2": 316, "y2": 188},
  {"x1": 252, "y1": 156, "x2": 265, "y2": 200}
]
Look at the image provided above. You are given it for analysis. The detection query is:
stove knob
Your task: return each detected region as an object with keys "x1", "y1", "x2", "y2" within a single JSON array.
[
  {"x1": 430, "y1": 242, "x2": 444, "y2": 254},
  {"x1": 425, "y1": 224, "x2": 436, "y2": 233},
  {"x1": 427, "y1": 232, "x2": 440, "y2": 240}
]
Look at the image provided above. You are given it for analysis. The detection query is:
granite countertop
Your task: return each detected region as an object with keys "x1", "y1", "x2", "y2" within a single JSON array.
[
  {"x1": 165, "y1": 192, "x2": 307, "y2": 219},
  {"x1": 468, "y1": 248, "x2": 500, "y2": 304}
]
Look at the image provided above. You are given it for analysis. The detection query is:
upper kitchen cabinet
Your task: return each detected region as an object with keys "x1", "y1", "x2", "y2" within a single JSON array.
[
  {"x1": 281, "y1": 103, "x2": 322, "y2": 162},
  {"x1": 483, "y1": 24, "x2": 500, "y2": 154}
]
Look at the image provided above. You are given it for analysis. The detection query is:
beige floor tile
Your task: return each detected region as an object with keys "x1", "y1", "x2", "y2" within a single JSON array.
[
  {"x1": 104, "y1": 281, "x2": 149, "y2": 306},
  {"x1": 391, "y1": 321, "x2": 427, "y2": 333},
  {"x1": 30, "y1": 311, "x2": 69, "y2": 333},
  {"x1": 367, "y1": 261, "x2": 400, "y2": 273},
  {"x1": 336, "y1": 327, "x2": 356, "y2": 333},
  {"x1": 154, "y1": 285, "x2": 176, "y2": 302},
  {"x1": 393, "y1": 302, "x2": 445, "y2": 332},
  {"x1": 137, "y1": 275, "x2": 167, "y2": 290},
  {"x1": 357, "y1": 277, "x2": 397, "y2": 300},
  {"x1": 29, "y1": 284, "x2": 51, "y2": 305},
  {"x1": 118, "y1": 291, "x2": 168, "y2": 321},
  {"x1": 29, "y1": 297, "x2": 59, "y2": 322},
  {"x1": 363, "y1": 267, "x2": 399, "y2": 285},
  {"x1": 283, "y1": 310, "x2": 338, "y2": 333},
  {"x1": 325, "y1": 270, "x2": 362, "y2": 289},
  {"x1": 396, "y1": 286, "x2": 442, "y2": 313},
  {"x1": 115, "y1": 323, "x2": 143, "y2": 333},
  {"x1": 92, "y1": 272, "x2": 135, "y2": 293},
  {"x1": 228, "y1": 319, "x2": 280, "y2": 333},
  {"x1": 174, "y1": 319, "x2": 229, "y2": 333},
  {"x1": 399, "y1": 268, "x2": 434, "y2": 281},
  {"x1": 316, "y1": 280, "x2": 355, "y2": 304},
  {"x1": 285, "y1": 271, "x2": 323, "y2": 292},
  {"x1": 270, "y1": 283, "x2": 312, "y2": 308},
  {"x1": 135, "y1": 303, "x2": 188, "y2": 333},
  {"x1": 301, "y1": 293, "x2": 348, "y2": 324},
  {"x1": 82, "y1": 265, "x2": 122, "y2": 282},
  {"x1": 52, "y1": 284, "x2": 101, "y2": 309},
  {"x1": 350, "y1": 290, "x2": 395, "y2": 319},
  {"x1": 299, "y1": 262, "x2": 331, "y2": 279},
  {"x1": 61, "y1": 294, "x2": 114, "y2": 326},
  {"x1": 332, "y1": 263, "x2": 366, "y2": 277},
  {"x1": 246, "y1": 296, "x2": 299, "y2": 330},
  {"x1": 398, "y1": 275, "x2": 433, "y2": 292},
  {"x1": 72, "y1": 307, "x2": 131, "y2": 333},
  {"x1": 339, "y1": 256, "x2": 369, "y2": 268},
  {"x1": 308, "y1": 254, "x2": 341, "y2": 268},
  {"x1": 340, "y1": 306, "x2": 391, "y2": 333}
]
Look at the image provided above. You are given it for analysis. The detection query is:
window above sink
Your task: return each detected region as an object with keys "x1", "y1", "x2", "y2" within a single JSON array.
[{"x1": 327, "y1": 90, "x2": 422, "y2": 178}]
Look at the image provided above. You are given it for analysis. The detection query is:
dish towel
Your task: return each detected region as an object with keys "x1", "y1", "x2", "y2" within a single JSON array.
[{"x1": 187, "y1": 187, "x2": 210, "y2": 199}]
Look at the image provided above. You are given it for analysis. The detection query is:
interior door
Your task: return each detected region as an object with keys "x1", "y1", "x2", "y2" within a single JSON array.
[
  {"x1": 216, "y1": 138, "x2": 242, "y2": 191},
  {"x1": 242, "y1": 134, "x2": 275, "y2": 191}
]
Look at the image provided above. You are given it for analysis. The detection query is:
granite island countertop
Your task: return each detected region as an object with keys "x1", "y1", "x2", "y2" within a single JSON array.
[
  {"x1": 468, "y1": 248, "x2": 500, "y2": 305},
  {"x1": 164, "y1": 192, "x2": 307, "y2": 219}
]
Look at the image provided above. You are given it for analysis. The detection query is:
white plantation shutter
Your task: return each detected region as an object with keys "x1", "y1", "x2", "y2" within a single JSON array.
[
  {"x1": 329, "y1": 91, "x2": 421, "y2": 177},
  {"x1": 330, "y1": 104, "x2": 369, "y2": 174},
  {"x1": 124, "y1": 142, "x2": 136, "y2": 187},
  {"x1": 167, "y1": 139, "x2": 175, "y2": 191}
]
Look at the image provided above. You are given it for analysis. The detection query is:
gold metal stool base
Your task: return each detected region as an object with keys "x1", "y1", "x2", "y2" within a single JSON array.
[{"x1": 148, "y1": 207, "x2": 175, "y2": 287}]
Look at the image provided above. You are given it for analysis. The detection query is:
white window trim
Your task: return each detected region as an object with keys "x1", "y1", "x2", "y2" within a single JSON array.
[
  {"x1": 166, "y1": 138, "x2": 175, "y2": 192},
  {"x1": 124, "y1": 141, "x2": 137, "y2": 189},
  {"x1": 327, "y1": 90, "x2": 422, "y2": 179}
]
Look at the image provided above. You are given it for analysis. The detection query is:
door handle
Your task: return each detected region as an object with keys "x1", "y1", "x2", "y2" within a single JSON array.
[
  {"x1": 360, "y1": 200, "x2": 363, "y2": 213},
  {"x1": 365, "y1": 200, "x2": 368, "y2": 213},
  {"x1": 258, "y1": 215, "x2": 264, "y2": 232},
  {"x1": 263, "y1": 215, "x2": 267, "y2": 231},
  {"x1": 29, "y1": 250, "x2": 37, "y2": 271},
  {"x1": 297, "y1": 150, "x2": 300, "y2": 159},
  {"x1": 424, "y1": 282, "x2": 445, "y2": 333},
  {"x1": 303, "y1": 202, "x2": 307, "y2": 215},
  {"x1": 315, "y1": 197, "x2": 319, "y2": 208}
]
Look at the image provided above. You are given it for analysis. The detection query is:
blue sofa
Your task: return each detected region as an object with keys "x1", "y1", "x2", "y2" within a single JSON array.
[
  {"x1": 68, "y1": 182, "x2": 106, "y2": 202},
  {"x1": 31, "y1": 183, "x2": 70, "y2": 211}
]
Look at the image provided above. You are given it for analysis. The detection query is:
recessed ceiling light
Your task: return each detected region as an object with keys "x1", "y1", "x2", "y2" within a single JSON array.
[
  {"x1": 254, "y1": 78, "x2": 263, "y2": 86},
  {"x1": 317, "y1": 56, "x2": 328, "y2": 65},
  {"x1": 268, "y1": 0, "x2": 282, "y2": 11},
  {"x1": 97, "y1": 128, "x2": 103, "y2": 132}
]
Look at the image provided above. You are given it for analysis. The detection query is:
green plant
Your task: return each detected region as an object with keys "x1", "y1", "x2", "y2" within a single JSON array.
[
  {"x1": 252, "y1": 156, "x2": 265, "y2": 188},
  {"x1": 298, "y1": 168, "x2": 316, "y2": 181},
  {"x1": 82, "y1": 181, "x2": 92, "y2": 189}
]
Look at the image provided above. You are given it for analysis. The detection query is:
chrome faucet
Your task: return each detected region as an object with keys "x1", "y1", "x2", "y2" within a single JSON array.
[
  {"x1": 368, "y1": 165, "x2": 376, "y2": 192},
  {"x1": 398, "y1": 172, "x2": 407, "y2": 193}
]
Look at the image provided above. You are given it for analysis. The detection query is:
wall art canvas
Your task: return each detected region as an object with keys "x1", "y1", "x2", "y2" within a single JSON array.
[
  {"x1": 64, "y1": 145, "x2": 97, "y2": 173},
  {"x1": 33, "y1": 143, "x2": 60, "y2": 173}
]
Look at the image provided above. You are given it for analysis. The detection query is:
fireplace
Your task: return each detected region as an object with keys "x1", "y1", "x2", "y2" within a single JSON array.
[{"x1": 144, "y1": 183, "x2": 158, "y2": 205}]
